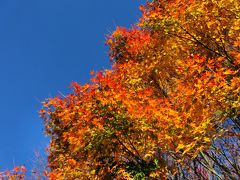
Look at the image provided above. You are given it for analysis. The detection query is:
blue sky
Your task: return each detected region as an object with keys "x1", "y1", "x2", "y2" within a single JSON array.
[{"x1": 0, "y1": 0, "x2": 145, "y2": 172}]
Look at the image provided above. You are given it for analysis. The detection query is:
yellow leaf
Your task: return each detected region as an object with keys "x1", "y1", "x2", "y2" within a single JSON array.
[
  {"x1": 176, "y1": 143, "x2": 185, "y2": 151},
  {"x1": 206, "y1": 21, "x2": 214, "y2": 28}
]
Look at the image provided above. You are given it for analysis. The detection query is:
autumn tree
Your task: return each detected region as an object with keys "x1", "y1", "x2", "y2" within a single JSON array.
[{"x1": 41, "y1": 0, "x2": 240, "y2": 179}]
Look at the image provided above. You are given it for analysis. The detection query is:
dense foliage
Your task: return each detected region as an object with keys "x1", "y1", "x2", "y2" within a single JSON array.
[{"x1": 41, "y1": 0, "x2": 240, "y2": 179}]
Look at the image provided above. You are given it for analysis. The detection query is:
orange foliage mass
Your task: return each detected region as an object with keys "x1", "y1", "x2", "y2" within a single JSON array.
[{"x1": 41, "y1": 0, "x2": 240, "y2": 179}]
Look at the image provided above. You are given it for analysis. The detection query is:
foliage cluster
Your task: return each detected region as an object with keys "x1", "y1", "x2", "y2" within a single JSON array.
[
  {"x1": 0, "y1": 166, "x2": 26, "y2": 180},
  {"x1": 40, "y1": 0, "x2": 240, "y2": 179}
]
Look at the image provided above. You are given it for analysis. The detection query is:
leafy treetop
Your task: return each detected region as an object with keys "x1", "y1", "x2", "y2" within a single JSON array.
[{"x1": 41, "y1": 0, "x2": 240, "y2": 179}]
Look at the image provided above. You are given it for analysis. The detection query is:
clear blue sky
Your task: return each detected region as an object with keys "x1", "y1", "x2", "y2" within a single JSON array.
[{"x1": 0, "y1": 0, "x2": 145, "y2": 172}]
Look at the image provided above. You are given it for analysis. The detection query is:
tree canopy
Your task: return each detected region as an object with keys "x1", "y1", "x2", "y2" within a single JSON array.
[{"x1": 40, "y1": 0, "x2": 240, "y2": 179}]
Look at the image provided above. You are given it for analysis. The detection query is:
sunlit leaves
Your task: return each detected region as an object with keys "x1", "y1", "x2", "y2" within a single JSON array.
[
  {"x1": 41, "y1": 0, "x2": 240, "y2": 179},
  {"x1": 0, "y1": 166, "x2": 26, "y2": 180}
]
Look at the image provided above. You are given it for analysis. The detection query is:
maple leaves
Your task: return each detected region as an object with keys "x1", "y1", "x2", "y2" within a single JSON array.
[
  {"x1": 41, "y1": 0, "x2": 240, "y2": 179},
  {"x1": 0, "y1": 166, "x2": 26, "y2": 180}
]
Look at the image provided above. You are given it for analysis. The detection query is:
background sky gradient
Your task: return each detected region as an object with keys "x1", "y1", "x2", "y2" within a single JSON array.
[{"x1": 0, "y1": 0, "x2": 145, "y2": 171}]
